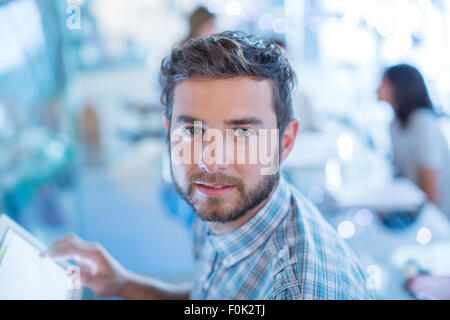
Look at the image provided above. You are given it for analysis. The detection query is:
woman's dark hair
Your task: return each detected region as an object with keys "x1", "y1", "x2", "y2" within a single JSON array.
[
  {"x1": 384, "y1": 64, "x2": 433, "y2": 128},
  {"x1": 188, "y1": 7, "x2": 215, "y2": 38},
  {"x1": 160, "y1": 31, "x2": 297, "y2": 135}
]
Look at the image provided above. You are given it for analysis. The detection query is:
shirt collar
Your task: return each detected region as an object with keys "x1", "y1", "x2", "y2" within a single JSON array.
[{"x1": 206, "y1": 178, "x2": 291, "y2": 268}]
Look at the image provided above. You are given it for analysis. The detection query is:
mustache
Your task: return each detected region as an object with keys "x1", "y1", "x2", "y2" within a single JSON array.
[{"x1": 189, "y1": 172, "x2": 242, "y2": 186}]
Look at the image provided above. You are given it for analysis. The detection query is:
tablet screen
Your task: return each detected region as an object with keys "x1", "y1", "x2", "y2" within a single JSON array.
[{"x1": 0, "y1": 228, "x2": 75, "y2": 300}]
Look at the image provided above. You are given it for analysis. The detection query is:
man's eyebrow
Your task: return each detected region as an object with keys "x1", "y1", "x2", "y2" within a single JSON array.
[
  {"x1": 224, "y1": 117, "x2": 265, "y2": 127},
  {"x1": 175, "y1": 115, "x2": 203, "y2": 124},
  {"x1": 175, "y1": 115, "x2": 265, "y2": 127}
]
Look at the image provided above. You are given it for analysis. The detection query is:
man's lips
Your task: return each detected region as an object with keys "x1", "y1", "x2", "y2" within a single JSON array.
[{"x1": 193, "y1": 181, "x2": 236, "y2": 197}]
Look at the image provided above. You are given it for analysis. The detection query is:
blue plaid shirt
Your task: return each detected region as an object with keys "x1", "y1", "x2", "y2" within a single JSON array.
[{"x1": 189, "y1": 178, "x2": 373, "y2": 300}]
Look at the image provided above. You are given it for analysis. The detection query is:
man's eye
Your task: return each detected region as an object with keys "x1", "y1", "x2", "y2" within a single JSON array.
[
  {"x1": 234, "y1": 128, "x2": 254, "y2": 137},
  {"x1": 185, "y1": 127, "x2": 203, "y2": 136}
]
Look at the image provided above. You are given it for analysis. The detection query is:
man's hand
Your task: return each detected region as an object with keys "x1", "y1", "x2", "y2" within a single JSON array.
[
  {"x1": 41, "y1": 234, "x2": 191, "y2": 300},
  {"x1": 40, "y1": 234, "x2": 129, "y2": 297}
]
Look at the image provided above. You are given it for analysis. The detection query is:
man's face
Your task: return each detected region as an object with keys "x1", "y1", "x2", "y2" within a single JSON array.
[{"x1": 168, "y1": 76, "x2": 280, "y2": 223}]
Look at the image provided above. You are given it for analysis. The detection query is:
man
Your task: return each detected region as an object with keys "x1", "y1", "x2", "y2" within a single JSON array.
[{"x1": 42, "y1": 31, "x2": 372, "y2": 299}]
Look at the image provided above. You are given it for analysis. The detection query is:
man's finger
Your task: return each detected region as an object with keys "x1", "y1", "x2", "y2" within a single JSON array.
[
  {"x1": 80, "y1": 271, "x2": 109, "y2": 295},
  {"x1": 40, "y1": 234, "x2": 83, "y2": 258},
  {"x1": 41, "y1": 241, "x2": 104, "y2": 267}
]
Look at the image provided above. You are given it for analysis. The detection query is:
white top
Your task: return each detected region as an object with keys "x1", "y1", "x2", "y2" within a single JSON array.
[{"x1": 390, "y1": 108, "x2": 450, "y2": 219}]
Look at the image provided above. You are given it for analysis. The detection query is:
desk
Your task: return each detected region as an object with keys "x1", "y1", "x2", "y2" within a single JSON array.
[
  {"x1": 283, "y1": 130, "x2": 450, "y2": 299},
  {"x1": 326, "y1": 204, "x2": 450, "y2": 299}
]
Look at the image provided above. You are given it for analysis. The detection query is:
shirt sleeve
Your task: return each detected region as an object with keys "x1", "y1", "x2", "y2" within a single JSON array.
[
  {"x1": 389, "y1": 121, "x2": 402, "y2": 176},
  {"x1": 412, "y1": 114, "x2": 443, "y2": 170}
]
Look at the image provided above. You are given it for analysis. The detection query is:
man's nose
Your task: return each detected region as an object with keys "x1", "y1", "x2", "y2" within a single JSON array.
[
  {"x1": 198, "y1": 137, "x2": 228, "y2": 173},
  {"x1": 198, "y1": 160, "x2": 228, "y2": 173}
]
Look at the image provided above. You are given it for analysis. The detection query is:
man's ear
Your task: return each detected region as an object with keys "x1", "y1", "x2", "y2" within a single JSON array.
[
  {"x1": 163, "y1": 113, "x2": 170, "y2": 132},
  {"x1": 280, "y1": 118, "x2": 300, "y2": 163}
]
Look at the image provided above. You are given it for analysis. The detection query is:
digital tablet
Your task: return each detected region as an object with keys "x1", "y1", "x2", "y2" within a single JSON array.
[{"x1": 0, "y1": 213, "x2": 82, "y2": 300}]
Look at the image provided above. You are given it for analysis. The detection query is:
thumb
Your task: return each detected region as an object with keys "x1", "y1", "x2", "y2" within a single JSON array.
[{"x1": 80, "y1": 269, "x2": 106, "y2": 293}]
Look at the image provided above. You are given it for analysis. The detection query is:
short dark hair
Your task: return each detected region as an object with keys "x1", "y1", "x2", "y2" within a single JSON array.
[
  {"x1": 160, "y1": 31, "x2": 297, "y2": 134},
  {"x1": 384, "y1": 64, "x2": 433, "y2": 128}
]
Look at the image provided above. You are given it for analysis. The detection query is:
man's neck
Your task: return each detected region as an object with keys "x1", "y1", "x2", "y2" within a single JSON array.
[{"x1": 208, "y1": 183, "x2": 279, "y2": 236}]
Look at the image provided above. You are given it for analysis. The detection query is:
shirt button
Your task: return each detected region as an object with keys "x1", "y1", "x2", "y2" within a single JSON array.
[{"x1": 278, "y1": 246, "x2": 289, "y2": 259}]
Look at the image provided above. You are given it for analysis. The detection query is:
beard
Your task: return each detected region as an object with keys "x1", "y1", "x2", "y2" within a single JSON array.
[{"x1": 171, "y1": 165, "x2": 279, "y2": 223}]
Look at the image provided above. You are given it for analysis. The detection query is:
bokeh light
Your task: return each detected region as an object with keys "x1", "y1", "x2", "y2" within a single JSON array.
[
  {"x1": 338, "y1": 221, "x2": 356, "y2": 239},
  {"x1": 416, "y1": 227, "x2": 432, "y2": 245}
]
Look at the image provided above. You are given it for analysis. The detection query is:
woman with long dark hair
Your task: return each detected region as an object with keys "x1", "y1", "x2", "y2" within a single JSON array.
[{"x1": 377, "y1": 64, "x2": 450, "y2": 219}]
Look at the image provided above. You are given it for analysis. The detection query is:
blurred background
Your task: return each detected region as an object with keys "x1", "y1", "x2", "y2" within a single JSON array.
[{"x1": 1, "y1": 0, "x2": 450, "y2": 299}]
